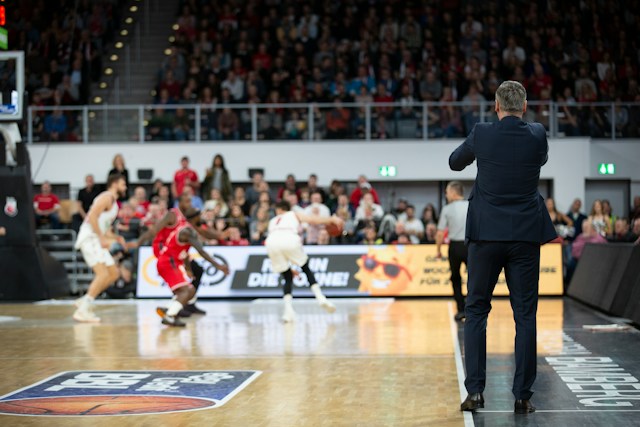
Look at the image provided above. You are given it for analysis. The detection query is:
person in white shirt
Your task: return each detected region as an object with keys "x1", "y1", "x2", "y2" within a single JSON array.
[
  {"x1": 399, "y1": 205, "x2": 425, "y2": 244},
  {"x1": 303, "y1": 191, "x2": 331, "y2": 244},
  {"x1": 266, "y1": 200, "x2": 343, "y2": 322},
  {"x1": 355, "y1": 192, "x2": 384, "y2": 223}
]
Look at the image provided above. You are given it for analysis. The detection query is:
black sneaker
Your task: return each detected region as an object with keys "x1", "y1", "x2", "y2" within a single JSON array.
[
  {"x1": 156, "y1": 307, "x2": 186, "y2": 326},
  {"x1": 454, "y1": 312, "x2": 466, "y2": 321},
  {"x1": 185, "y1": 304, "x2": 206, "y2": 315},
  {"x1": 177, "y1": 308, "x2": 193, "y2": 318}
]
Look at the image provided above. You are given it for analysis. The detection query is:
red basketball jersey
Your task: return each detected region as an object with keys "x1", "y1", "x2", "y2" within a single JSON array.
[
  {"x1": 159, "y1": 224, "x2": 192, "y2": 262},
  {"x1": 152, "y1": 208, "x2": 186, "y2": 257}
]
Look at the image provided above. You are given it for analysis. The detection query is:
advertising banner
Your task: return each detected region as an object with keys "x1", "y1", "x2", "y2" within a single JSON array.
[{"x1": 137, "y1": 244, "x2": 563, "y2": 297}]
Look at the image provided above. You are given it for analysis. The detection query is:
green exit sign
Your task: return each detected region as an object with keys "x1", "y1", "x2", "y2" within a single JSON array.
[
  {"x1": 379, "y1": 165, "x2": 397, "y2": 177},
  {"x1": 598, "y1": 163, "x2": 616, "y2": 175}
]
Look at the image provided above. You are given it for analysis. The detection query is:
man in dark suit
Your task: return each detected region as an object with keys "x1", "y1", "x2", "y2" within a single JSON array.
[{"x1": 449, "y1": 81, "x2": 557, "y2": 415}]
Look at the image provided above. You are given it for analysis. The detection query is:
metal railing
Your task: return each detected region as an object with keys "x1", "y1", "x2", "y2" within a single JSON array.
[{"x1": 26, "y1": 101, "x2": 640, "y2": 144}]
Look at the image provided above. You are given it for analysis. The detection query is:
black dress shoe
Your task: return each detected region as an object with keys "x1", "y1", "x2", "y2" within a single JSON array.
[
  {"x1": 460, "y1": 393, "x2": 484, "y2": 411},
  {"x1": 514, "y1": 399, "x2": 535, "y2": 414},
  {"x1": 454, "y1": 312, "x2": 466, "y2": 321}
]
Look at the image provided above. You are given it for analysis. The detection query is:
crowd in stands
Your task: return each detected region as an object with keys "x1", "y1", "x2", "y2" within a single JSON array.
[
  {"x1": 13, "y1": 0, "x2": 127, "y2": 141},
  {"x1": 143, "y1": 0, "x2": 640, "y2": 141}
]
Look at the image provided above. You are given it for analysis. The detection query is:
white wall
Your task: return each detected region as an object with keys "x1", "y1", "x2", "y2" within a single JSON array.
[{"x1": 25, "y1": 137, "x2": 640, "y2": 212}]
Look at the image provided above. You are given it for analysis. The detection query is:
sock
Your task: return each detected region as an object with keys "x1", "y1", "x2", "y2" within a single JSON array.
[
  {"x1": 283, "y1": 294, "x2": 293, "y2": 305},
  {"x1": 310, "y1": 283, "x2": 324, "y2": 299},
  {"x1": 187, "y1": 296, "x2": 197, "y2": 305},
  {"x1": 166, "y1": 300, "x2": 183, "y2": 317},
  {"x1": 282, "y1": 269, "x2": 293, "y2": 295},
  {"x1": 85, "y1": 295, "x2": 95, "y2": 303}
]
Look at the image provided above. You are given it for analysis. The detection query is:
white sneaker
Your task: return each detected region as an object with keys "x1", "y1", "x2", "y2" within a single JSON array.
[
  {"x1": 73, "y1": 306, "x2": 101, "y2": 323},
  {"x1": 282, "y1": 304, "x2": 296, "y2": 323},
  {"x1": 316, "y1": 295, "x2": 336, "y2": 313}
]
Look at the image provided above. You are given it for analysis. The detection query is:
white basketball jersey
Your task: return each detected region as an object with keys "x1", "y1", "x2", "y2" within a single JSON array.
[
  {"x1": 268, "y1": 211, "x2": 300, "y2": 235},
  {"x1": 75, "y1": 192, "x2": 118, "y2": 246}
]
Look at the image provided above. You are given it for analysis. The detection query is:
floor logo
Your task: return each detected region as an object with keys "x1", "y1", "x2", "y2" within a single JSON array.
[{"x1": 0, "y1": 370, "x2": 261, "y2": 416}]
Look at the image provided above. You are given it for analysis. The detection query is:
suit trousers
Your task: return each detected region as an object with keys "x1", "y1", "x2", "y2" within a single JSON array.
[
  {"x1": 448, "y1": 241, "x2": 468, "y2": 313},
  {"x1": 463, "y1": 241, "x2": 540, "y2": 400}
]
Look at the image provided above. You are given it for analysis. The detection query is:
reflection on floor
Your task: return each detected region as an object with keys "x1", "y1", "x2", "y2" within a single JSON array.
[{"x1": 0, "y1": 297, "x2": 637, "y2": 426}]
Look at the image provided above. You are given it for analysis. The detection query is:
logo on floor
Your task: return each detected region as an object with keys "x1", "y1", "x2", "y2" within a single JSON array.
[{"x1": 0, "y1": 370, "x2": 261, "y2": 416}]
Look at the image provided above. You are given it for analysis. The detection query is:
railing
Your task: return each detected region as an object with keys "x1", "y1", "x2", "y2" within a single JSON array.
[{"x1": 26, "y1": 101, "x2": 640, "y2": 144}]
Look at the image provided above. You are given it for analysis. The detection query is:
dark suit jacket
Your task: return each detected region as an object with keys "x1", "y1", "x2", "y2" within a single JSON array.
[{"x1": 449, "y1": 116, "x2": 557, "y2": 244}]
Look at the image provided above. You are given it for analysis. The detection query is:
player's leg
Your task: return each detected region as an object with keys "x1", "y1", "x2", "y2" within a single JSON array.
[
  {"x1": 156, "y1": 259, "x2": 193, "y2": 326},
  {"x1": 303, "y1": 262, "x2": 336, "y2": 313},
  {"x1": 74, "y1": 238, "x2": 119, "y2": 323},
  {"x1": 183, "y1": 259, "x2": 206, "y2": 315},
  {"x1": 281, "y1": 268, "x2": 295, "y2": 322}
]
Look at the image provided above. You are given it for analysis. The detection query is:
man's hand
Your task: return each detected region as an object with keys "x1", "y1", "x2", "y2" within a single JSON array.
[{"x1": 215, "y1": 263, "x2": 230, "y2": 275}]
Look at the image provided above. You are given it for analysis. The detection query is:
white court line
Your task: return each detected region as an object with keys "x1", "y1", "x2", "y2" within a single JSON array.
[
  {"x1": 448, "y1": 302, "x2": 474, "y2": 427},
  {"x1": 478, "y1": 410, "x2": 640, "y2": 413}
]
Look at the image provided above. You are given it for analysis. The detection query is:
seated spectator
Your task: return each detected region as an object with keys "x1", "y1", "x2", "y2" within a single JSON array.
[
  {"x1": 105, "y1": 257, "x2": 136, "y2": 299},
  {"x1": 397, "y1": 205, "x2": 424, "y2": 244},
  {"x1": 203, "y1": 188, "x2": 229, "y2": 218},
  {"x1": 421, "y1": 204, "x2": 439, "y2": 225},
  {"x1": 249, "y1": 206, "x2": 270, "y2": 245},
  {"x1": 546, "y1": 198, "x2": 574, "y2": 239},
  {"x1": 303, "y1": 191, "x2": 331, "y2": 244},
  {"x1": 217, "y1": 108, "x2": 240, "y2": 140},
  {"x1": 632, "y1": 218, "x2": 640, "y2": 244},
  {"x1": 34, "y1": 181, "x2": 61, "y2": 229},
  {"x1": 142, "y1": 201, "x2": 167, "y2": 230},
  {"x1": 285, "y1": 191, "x2": 304, "y2": 214},
  {"x1": 306, "y1": 174, "x2": 326, "y2": 202},
  {"x1": 566, "y1": 198, "x2": 587, "y2": 239},
  {"x1": 174, "y1": 187, "x2": 203, "y2": 210},
  {"x1": 173, "y1": 108, "x2": 192, "y2": 140},
  {"x1": 360, "y1": 224, "x2": 383, "y2": 245},
  {"x1": 631, "y1": 196, "x2": 640, "y2": 220},
  {"x1": 607, "y1": 218, "x2": 636, "y2": 243},
  {"x1": 44, "y1": 109, "x2": 68, "y2": 142},
  {"x1": 147, "y1": 108, "x2": 174, "y2": 141},
  {"x1": 233, "y1": 186, "x2": 251, "y2": 217},
  {"x1": 250, "y1": 191, "x2": 273, "y2": 219},
  {"x1": 221, "y1": 226, "x2": 249, "y2": 246},
  {"x1": 421, "y1": 222, "x2": 437, "y2": 244},
  {"x1": 325, "y1": 99, "x2": 351, "y2": 139},
  {"x1": 350, "y1": 175, "x2": 380, "y2": 208},
  {"x1": 226, "y1": 205, "x2": 250, "y2": 238},
  {"x1": 355, "y1": 193, "x2": 384, "y2": 225},
  {"x1": 588, "y1": 199, "x2": 611, "y2": 237},
  {"x1": 115, "y1": 203, "x2": 142, "y2": 242},
  {"x1": 571, "y1": 220, "x2": 607, "y2": 260},
  {"x1": 132, "y1": 186, "x2": 150, "y2": 218},
  {"x1": 277, "y1": 174, "x2": 300, "y2": 202},
  {"x1": 317, "y1": 228, "x2": 331, "y2": 245}
]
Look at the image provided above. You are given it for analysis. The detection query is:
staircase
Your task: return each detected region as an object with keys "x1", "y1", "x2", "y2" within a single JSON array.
[
  {"x1": 36, "y1": 229, "x2": 92, "y2": 295},
  {"x1": 89, "y1": 0, "x2": 181, "y2": 141}
]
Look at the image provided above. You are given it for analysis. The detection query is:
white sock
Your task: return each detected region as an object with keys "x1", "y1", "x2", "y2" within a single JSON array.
[
  {"x1": 85, "y1": 295, "x2": 95, "y2": 303},
  {"x1": 283, "y1": 294, "x2": 293, "y2": 306},
  {"x1": 310, "y1": 284, "x2": 324, "y2": 299},
  {"x1": 166, "y1": 300, "x2": 183, "y2": 317},
  {"x1": 188, "y1": 296, "x2": 197, "y2": 305}
]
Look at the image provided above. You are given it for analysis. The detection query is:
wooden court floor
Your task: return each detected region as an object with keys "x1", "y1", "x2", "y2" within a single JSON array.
[{"x1": 0, "y1": 298, "x2": 638, "y2": 426}]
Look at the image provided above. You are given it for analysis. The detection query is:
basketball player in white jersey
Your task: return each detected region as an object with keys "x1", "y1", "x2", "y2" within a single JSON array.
[
  {"x1": 266, "y1": 200, "x2": 344, "y2": 322},
  {"x1": 73, "y1": 173, "x2": 128, "y2": 322}
]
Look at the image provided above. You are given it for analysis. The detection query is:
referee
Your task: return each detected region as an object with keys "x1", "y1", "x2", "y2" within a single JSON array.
[{"x1": 436, "y1": 181, "x2": 469, "y2": 321}]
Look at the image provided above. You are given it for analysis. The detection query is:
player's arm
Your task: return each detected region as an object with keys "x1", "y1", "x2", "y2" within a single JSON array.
[
  {"x1": 195, "y1": 225, "x2": 228, "y2": 241},
  {"x1": 136, "y1": 211, "x2": 176, "y2": 246},
  {"x1": 295, "y1": 212, "x2": 343, "y2": 227},
  {"x1": 86, "y1": 193, "x2": 113, "y2": 248},
  {"x1": 182, "y1": 228, "x2": 230, "y2": 275}
]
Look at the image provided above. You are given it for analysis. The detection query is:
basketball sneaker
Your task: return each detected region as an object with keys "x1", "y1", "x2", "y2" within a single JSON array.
[
  {"x1": 282, "y1": 295, "x2": 296, "y2": 322},
  {"x1": 184, "y1": 304, "x2": 206, "y2": 315},
  {"x1": 73, "y1": 305, "x2": 101, "y2": 323},
  {"x1": 156, "y1": 307, "x2": 186, "y2": 327},
  {"x1": 311, "y1": 284, "x2": 336, "y2": 313}
]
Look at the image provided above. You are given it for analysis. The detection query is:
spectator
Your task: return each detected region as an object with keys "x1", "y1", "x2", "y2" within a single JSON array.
[
  {"x1": 217, "y1": 108, "x2": 240, "y2": 140},
  {"x1": 306, "y1": 174, "x2": 326, "y2": 202},
  {"x1": 250, "y1": 191, "x2": 273, "y2": 220},
  {"x1": 245, "y1": 170, "x2": 266, "y2": 206},
  {"x1": 221, "y1": 70, "x2": 244, "y2": 101},
  {"x1": 72, "y1": 174, "x2": 101, "y2": 232},
  {"x1": 132, "y1": 186, "x2": 150, "y2": 218},
  {"x1": 421, "y1": 204, "x2": 439, "y2": 225},
  {"x1": 350, "y1": 175, "x2": 381, "y2": 208},
  {"x1": 360, "y1": 224, "x2": 383, "y2": 245},
  {"x1": 172, "y1": 108, "x2": 191, "y2": 141},
  {"x1": 108, "y1": 154, "x2": 130, "y2": 194},
  {"x1": 250, "y1": 206, "x2": 271, "y2": 245},
  {"x1": 355, "y1": 193, "x2": 384, "y2": 225},
  {"x1": 33, "y1": 181, "x2": 61, "y2": 229},
  {"x1": 571, "y1": 219, "x2": 607, "y2": 261},
  {"x1": 631, "y1": 196, "x2": 640, "y2": 220},
  {"x1": 43, "y1": 109, "x2": 68, "y2": 141},
  {"x1": 277, "y1": 174, "x2": 300, "y2": 202},
  {"x1": 303, "y1": 191, "x2": 331, "y2": 244},
  {"x1": 632, "y1": 218, "x2": 640, "y2": 244},
  {"x1": 148, "y1": 108, "x2": 174, "y2": 141},
  {"x1": 421, "y1": 222, "x2": 437, "y2": 244},
  {"x1": 325, "y1": 99, "x2": 351, "y2": 139},
  {"x1": 398, "y1": 205, "x2": 424, "y2": 244},
  {"x1": 201, "y1": 154, "x2": 233, "y2": 202},
  {"x1": 317, "y1": 228, "x2": 331, "y2": 245},
  {"x1": 233, "y1": 186, "x2": 251, "y2": 217},
  {"x1": 174, "y1": 186, "x2": 203, "y2": 210},
  {"x1": 607, "y1": 218, "x2": 636, "y2": 243},
  {"x1": 115, "y1": 203, "x2": 142, "y2": 242},
  {"x1": 546, "y1": 198, "x2": 574, "y2": 239},
  {"x1": 203, "y1": 188, "x2": 229, "y2": 218},
  {"x1": 227, "y1": 204, "x2": 250, "y2": 237},
  {"x1": 588, "y1": 199, "x2": 611, "y2": 237},
  {"x1": 221, "y1": 226, "x2": 249, "y2": 246},
  {"x1": 171, "y1": 156, "x2": 200, "y2": 199},
  {"x1": 566, "y1": 198, "x2": 588, "y2": 238}
]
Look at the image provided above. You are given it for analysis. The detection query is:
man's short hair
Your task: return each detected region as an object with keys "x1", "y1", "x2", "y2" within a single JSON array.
[
  {"x1": 181, "y1": 156, "x2": 189, "y2": 162},
  {"x1": 447, "y1": 181, "x2": 464, "y2": 196},
  {"x1": 107, "y1": 173, "x2": 125, "y2": 188},
  {"x1": 275, "y1": 200, "x2": 291, "y2": 211},
  {"x1": 495, "y1": 80, "x2": 527, "y2": 113}
]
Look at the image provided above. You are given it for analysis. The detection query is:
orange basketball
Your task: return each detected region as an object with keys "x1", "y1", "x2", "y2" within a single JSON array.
[
  {"x1": 325, "y1": 222, "x2": 343, "y2": 237},
  {"x1": 0, "y1": 395, "x2": 215, "y2": 416}
]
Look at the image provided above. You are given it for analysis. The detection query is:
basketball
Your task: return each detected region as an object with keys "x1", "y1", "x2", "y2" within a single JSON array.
[
  {"x1": 0, "y1": 395, "x2": 215, "y2": 416},
  {"x1": 325, "y1": 222, "x2": 343, "y2": 237}
]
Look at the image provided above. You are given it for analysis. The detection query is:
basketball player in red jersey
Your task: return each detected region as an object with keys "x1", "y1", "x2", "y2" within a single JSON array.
[
  {"x1": 137, "y1": 192, "x2": 226, "y2": 316},
  {"x1": 156, "y1": 207, "x2": 229, "y2": 326}
]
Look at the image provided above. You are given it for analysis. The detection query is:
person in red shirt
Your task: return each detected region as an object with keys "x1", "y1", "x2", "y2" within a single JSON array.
[
  {"x1": 221, "y1": 226, "x2": 249, "y2": 246},
  {"x1": 349, "y1": 175, "x2": 380, "y2": 209},
  {"x1": 171, "y1": 156, "x2": 200, "y2": 198},
  {"x1": 154, "y1": 207, "x2": 229, "y2": 327},
  {"x1": 33, "y1": 181, "x2": 61, "y2": 229}
]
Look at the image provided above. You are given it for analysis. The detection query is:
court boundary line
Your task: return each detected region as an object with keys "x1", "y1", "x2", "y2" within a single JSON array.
[
  {"x1": 448, "y1": 302, "x2": 474, "y2": 427},
  {"x1": 477, "y1": 409, "x2": 640, "y2": 413}
]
